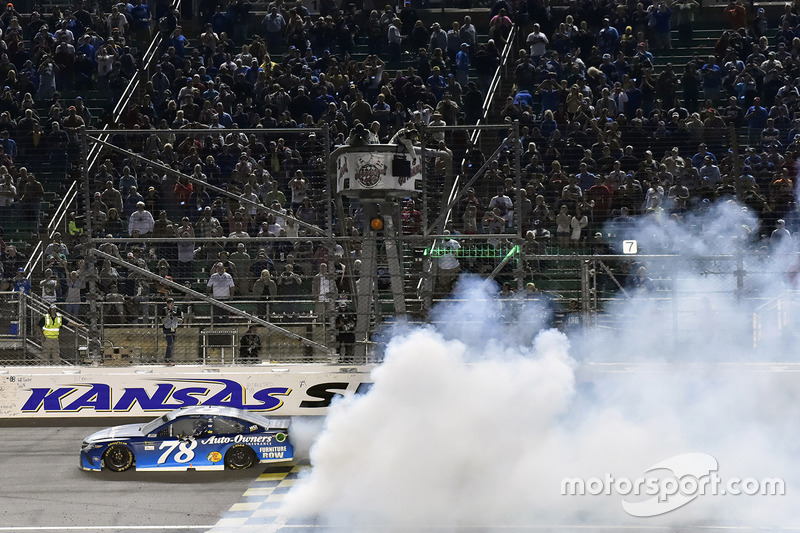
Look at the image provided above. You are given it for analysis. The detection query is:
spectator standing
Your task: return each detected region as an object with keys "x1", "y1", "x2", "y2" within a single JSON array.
[
  {"x1": 701, "y1": 56, "x2": 722, "y2": 104},
  {"x1": 239, "y1": 325, "x2": 262, "y2": 363},
  {"x1": 771, "y1": 219, "x2": 791, "y2": 246},
  {"x1": 288, "y1": 170, "x2": 308, "y2": 211},
  {"x1": 745, "y1": 97, "x2": 768, "y2": 145},
  {"x1": 429, "y1": 22, "x2": 447, "y2": 53},
  {"x1": 651, "y1": 2, "x2": 673, "y2": 50},
  {"x1": 473, "y1": 43, "x2": 498, "y2": 94},
  {"x1": 724, "y1": 0, "x2": 747, "y2": 29},
  {"x1": 36, "y1": 57, "x2": 58, "y2": 102},
  {"x1": 387, "y1": 18, "x2": 403, "y2": 65},
  {"x1": 630, "y1": 266, "x2": 655, "y2": 293},
  {"x1": 313, "y1": 262, "x2": 337, "y2": 333},
  {"x1": 526, "y1": 23, "x2": 549, "y2": 64},
  {"x1": 19, "y1": 172, "x2": 44, "y2": 228},
  {"x1": 570, "y1": 204, "x2": 589, "y2": 246},
  {"x1": 64, "y1": 270, "x2": 83, "y2": 317},
  {"x1": 437, "y1": 230, "x2": 460, "y2": 293},
  {"x1": 131, "y1": 0, "x2": 153, "y2": 42},
  {"x1": 446, "y1": 21, "x2": 461, "y2": 62},
  {"x1": 38, "y1": 304, "x2": 75, "y2": 364},
  {"x1": 6, "y1": 264, "x2": 27, "y2": 292},
  {"x1": 455, "y1": 43, "x2": 470, "y2": 87},
  {"x1": 161, "y1": 297, "x2": 182, "y2": 364},
  {"x1": 230, "y1": 243, "x2": 252, "y2": 293},
  {"x1": 252, "y1": 268, "x2": 277, "y2": 318},
  {"x1": 263, "y1": 7, "x2": 286, "y2": 53},
  {"x1": 102, "y1": 180, "x2": 124, "y2": 214},
  {"x1": 128, "y1": 201, "x2": 155, "y2": 236},
  {"x1": 673, "y1": 0, "x2": 699, "y2": 43},
  {"x1": 207, "y1": 262, "x2": 235, "y2": 322},
  {"x1": 597, "y1": 18, "x2": 619, "y2": 56},
  {"x1": 335, "y1": 304, "x2": 356, "y2": 362},
  {"x1": 460, "y1": 15, "x2": 477, "y2": 49}
]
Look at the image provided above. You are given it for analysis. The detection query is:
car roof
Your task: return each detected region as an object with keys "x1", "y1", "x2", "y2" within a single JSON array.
[{"x1": 164, "y1": 405, "x2": 288, "y2": 429}]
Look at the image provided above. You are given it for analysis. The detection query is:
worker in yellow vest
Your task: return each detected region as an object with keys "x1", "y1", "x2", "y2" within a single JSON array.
[{"x1": 38, "y1": 304, "x2": 73, "y2": 364}]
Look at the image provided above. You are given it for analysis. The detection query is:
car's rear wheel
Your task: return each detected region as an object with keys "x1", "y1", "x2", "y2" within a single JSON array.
[
  {"x1": 103, "y1": 445, "x2": 134, "y2": 472},
  {"x1": 225, "y1": 444, "x2": 256, "y2": 470}
]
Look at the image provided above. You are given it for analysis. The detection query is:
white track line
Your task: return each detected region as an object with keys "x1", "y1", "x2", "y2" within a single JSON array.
[
  {"x1": 0, "y1": 527, "x2": 214, "y2": 531},
  {"x1": 7, "y1": 526, "x2": 800, "y2": 532},
  {"x1": 260, "y1": 524, "x2": 800, "y2": 532},
  {"x1": 206, "y1": 525, "x2": 800, "y2": 531}
]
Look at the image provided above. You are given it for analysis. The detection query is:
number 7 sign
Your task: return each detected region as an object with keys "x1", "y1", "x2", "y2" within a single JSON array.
[{"x1": 623, "y1": 240, "x2": 638, "y2": 254}]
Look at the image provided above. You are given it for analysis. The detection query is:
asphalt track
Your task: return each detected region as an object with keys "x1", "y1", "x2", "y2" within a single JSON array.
[
  {"x1": 3, "y1": 425, "x2": 800, "y2": 533},
  {"x1": 0, "y1": 425, "x2": 263, "y2": 533}
]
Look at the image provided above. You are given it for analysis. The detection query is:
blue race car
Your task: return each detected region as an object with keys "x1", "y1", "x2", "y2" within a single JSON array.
[{"x1": 80, "y1": 405, "x2": 293, "y2": 472}]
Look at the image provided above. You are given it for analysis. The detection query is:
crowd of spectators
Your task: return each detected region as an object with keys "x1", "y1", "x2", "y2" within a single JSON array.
[
  {"x1": 451, "y1": 0, "x2": 800, "y2": 262},
  {"x1": 0, "y1": 0, "x2": 496, "y2": 321},
  {"x1": 0, "y1": 0, "x2": 165, "y2": 237},
  {"x1": 2, "y1": 0, "x2": 800, "y2": 322},
  {"x1": 0, "y1": 0, "x2": 165, "y2": 310}
]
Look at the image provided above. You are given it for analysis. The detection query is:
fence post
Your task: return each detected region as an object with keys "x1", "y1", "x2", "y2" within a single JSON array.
[
  {"x1": 580, "y1": 259, "x2": 591, "y2": 323},
  {"x1": 324, "y1": 123, "x2": 333, "y2": 239},
  {"x1": 20, "y1": 293, "x2": 27, "y2": 360},
  {"x1": 735, "y1": 244, "x2": 745, "y2": 302},
  {"x1": 730, "y1": 124, "x2": 742, "y2": 203},
  {"x1": 671, "y1": 267, "x2": 679, "y2": 350},
  {"x1": 421, "y1": 123, "x2": 428, "y2": 238},
  {"x1": 82, "y1": 127, "x2": 102, "y2": 363},
  {"x1": 513, "y1": 120, "x2": 525, "y2": 292}
]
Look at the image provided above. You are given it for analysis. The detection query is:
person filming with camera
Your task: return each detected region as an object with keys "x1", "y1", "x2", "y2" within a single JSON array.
[{"x1": 162, "y1": 298, "x2": 182, "y2": 364}]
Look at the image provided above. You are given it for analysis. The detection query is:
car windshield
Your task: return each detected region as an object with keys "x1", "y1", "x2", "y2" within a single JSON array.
[{"x1": 140, "y1": 414, "x2": 171, "y2": 435}]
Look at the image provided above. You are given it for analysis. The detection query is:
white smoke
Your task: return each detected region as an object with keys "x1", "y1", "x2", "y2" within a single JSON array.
[{"x1": 281, "y1": 199, "x2": 800, "y2": 530}]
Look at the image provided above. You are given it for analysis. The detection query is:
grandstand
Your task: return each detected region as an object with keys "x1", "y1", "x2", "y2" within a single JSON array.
[{"x1": 0, "y1": 0, "x2": 798, "y2": 366}]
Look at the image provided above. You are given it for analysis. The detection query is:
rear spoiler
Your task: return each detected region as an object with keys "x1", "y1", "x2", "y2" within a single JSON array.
[{"x1": 264, "y1": 417, "x2": 291, "y2": 431}]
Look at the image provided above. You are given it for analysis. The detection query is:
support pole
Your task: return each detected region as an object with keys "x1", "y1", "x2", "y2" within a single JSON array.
[
  {"x1": 353, "y1": 204, "x2": 377, "y2": 363},
  {"x1": 513, "y1": 120, "x2": 524, "y2": 291},
  {"x1": 324, "y1": 124, "x2": 333, "y2": 239},
  {"x1": 380, "y1": 201, "x2": 406, "y2": 316},
  {"x1": 82, "y1": 127, "x2": 102, "y2": 363}
]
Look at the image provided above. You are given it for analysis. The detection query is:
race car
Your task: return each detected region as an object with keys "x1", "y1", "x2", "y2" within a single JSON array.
[{"x1": 80, "y1": 405, "x2": 293, "y2": 472}]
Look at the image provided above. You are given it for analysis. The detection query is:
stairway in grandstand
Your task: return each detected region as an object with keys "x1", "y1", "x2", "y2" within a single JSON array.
[
  {"x1": 654, "y1": 26, "x2": 722, "y2": 69},
  {"x1": 16, "y1": 87, "x2": 109, "y2": 237},
  {"x1": 650, "y1": 23, "x2": 726, "y2": 94},
  {"x1": 450, "y1": 20, "x2": 732, "y2": 306},
  {"x1": 5, "y1": 19, "x2": 157, "y2": 259}
]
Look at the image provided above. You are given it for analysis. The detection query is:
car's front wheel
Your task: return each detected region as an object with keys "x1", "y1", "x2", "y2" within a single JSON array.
[
  {"x1": 103, "y1": 445, "x2": 134, "y2": 472},
  {"x1": 225, "y1": 444, "x2": 256, "y2": 470}
]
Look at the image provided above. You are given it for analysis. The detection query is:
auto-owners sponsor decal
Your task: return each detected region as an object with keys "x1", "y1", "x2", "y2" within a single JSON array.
[{"x1": 201, "y1": 434, "x2": 273, "y2": 445}]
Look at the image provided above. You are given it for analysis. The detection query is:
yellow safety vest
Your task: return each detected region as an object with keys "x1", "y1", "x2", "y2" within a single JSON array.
[{"x1": 43, "y1": 313, "x2": 62, "y2": 338}]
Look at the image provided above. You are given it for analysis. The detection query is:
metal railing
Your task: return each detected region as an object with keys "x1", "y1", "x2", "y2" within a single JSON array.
[
  {"x1": 440, "y1": 24, "x2": 518, "y2": 232},
  {"x1": 33, "y1": 0, "x2": 182, "y2": 277},
  {"x1": 0, "y1": 291, "x2": 90, "y2": 365},
  {"x1": 5, "y1": 242, "x2": 800, "y2": 366},
  {"x1": 417, "y1": 26, "x2": 520, "y2": 301}
]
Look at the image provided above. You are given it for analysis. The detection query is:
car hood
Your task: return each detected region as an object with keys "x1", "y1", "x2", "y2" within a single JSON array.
[{"x1": 84, "y1": 423, "x2": 144, "y2": 443}]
